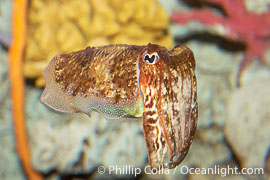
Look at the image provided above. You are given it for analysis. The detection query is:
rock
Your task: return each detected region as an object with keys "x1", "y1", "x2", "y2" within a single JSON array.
[
  {"x1": 240, "y1": 59, "x2": 270, "y2": 87},
  {"x1": 196, "y1": 73, "x2": 231, "y2": 128},
  {"x1": 168, "y1": 127, "x2": 232, "y2": 180},
  {"x1": 0, "y1": 97, "x2": 25, "y2": 180},
  {"x1": 0, "y1": 2, "x2": 10, "y2": 100},
  {"x1": 186, "y1": 42, "x2": 238, "y2": 128},
  {"x1": 183, "y1": 127, "x2": 232, "y2": 169},
  {"x1": 0, "y1": 47, "x2": 9, "y2": 104},
  {"x1": 188, "y1": 42, "x2": 237, "y2": 74},
  {"x1": 188, "y1": 174, "x2": 209, "y2": 180},
  {"x1": 244, "y1": 0, "x2": 270, "y2": 14},
  {"x1": 265, "y1": 149, "x2": 270, "y2": 174},
  {"x1": 0, "y1": 0, "x2": 12, "y2": 47},
  {"x1": 0, "y1": 46, "x2": 24, "y2": 179},
  {"x1": 25, "y1": 86, "x2": 147, "y2": 176},
  {"x1": 225, "y1": 79, "x2": 270, "y2": 169}
]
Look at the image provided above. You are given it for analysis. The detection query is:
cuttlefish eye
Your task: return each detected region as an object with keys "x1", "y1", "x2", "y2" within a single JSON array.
[{"x1": 143, "y1": 52, "x2": 159, "y2": 64}]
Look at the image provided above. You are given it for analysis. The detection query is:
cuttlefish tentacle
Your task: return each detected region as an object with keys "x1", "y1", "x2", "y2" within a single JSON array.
[
  {"x1": 138, "y1": 44, "x2": 198, "y2": 169},
  {"x1": 139, "y1": 64, "x2": 168, "y2": 167}
]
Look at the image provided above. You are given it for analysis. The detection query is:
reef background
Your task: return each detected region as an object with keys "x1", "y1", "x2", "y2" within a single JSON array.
[{"x1": 0, "y1": 0, "x2": 270, "y2": 179}]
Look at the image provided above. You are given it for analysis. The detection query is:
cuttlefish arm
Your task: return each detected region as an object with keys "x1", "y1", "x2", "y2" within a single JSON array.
[
  {"x1": 137, "y1": 44, "x2": 198, "y2": 169},
  {"x1": 41, "y1": 44, "x2": 145, "y2": 119}
]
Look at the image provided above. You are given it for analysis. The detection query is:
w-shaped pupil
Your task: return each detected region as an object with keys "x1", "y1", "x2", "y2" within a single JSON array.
[{"x1": 145, "y1": 55, "x2": 155, "y2": 63}]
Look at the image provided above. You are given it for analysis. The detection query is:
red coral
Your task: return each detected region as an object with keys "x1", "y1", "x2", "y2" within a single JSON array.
[{"x1": 171, "y1": 0, "x2": 270, "y2": 86}]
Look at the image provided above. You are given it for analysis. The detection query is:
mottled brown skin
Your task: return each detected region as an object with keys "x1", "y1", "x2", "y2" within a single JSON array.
[
  {"x1": 41, "y1": 45, "x2": 145, "y2": 118},
  {"x1": 41, "y1": 43, "x2": 198, "y2": 169},
  {"x1": 138, "y1": 44, "x2": 198, "y2": 169}
]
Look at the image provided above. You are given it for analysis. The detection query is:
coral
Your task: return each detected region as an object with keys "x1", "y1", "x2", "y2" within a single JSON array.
[
  {"x1": 23, "y1": 0, "x2": 173, "y2": 86},
  {"x1": 0, "y1": 0, "x2": 12, "y2": 37},
  {"x1": 244, "y1": 0, "x2": 270, "y2": 14},
  {"x1": 171, "y1": 0, "x2": 270, "y2": 85}
]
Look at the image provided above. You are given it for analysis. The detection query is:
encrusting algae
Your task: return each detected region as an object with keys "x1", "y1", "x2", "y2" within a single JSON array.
[{"x1": 23, "y1": 0, "x2": 173, "y2": 86}]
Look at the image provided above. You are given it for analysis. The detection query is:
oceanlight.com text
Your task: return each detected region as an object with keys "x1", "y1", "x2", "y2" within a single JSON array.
[{"x1": 97, "y1": 164, "x2": 264, "y2": 177}]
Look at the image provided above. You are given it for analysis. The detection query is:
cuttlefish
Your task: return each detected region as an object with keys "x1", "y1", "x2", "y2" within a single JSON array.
[{"x1": 40, "y1": 43, "x2": 198, "y2": 169}]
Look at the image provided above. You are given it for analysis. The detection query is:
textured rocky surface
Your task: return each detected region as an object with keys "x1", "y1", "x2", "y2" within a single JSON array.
[
  {"x1": 0, "y1": 0, "x2": 11, "y2": 34},
  {"x1": 0, "y1": 95, "x2": 25, "y2": 180},
  {"x1": 0, "y1": 0, "x2": 11, "y2": 47},
  {"x1": 0, "y1": 46, "x2": 9, "y2": 104},
  {"x1": 25, "y1": 86, "x2": 147, "y2": 177},
  {"x1": 244, "y1": 0, "x2": 270, "y2": 14},
  {"x1": 183, "y1": 127, "x2": 231, "y2": 168},
  {"x1": 0, "y1": 48, "x2": 25, "y2": 179},
  {"x1": 226, "y1": 80, "x2": 270, "y2": 169},
  {"x1": 0, "y1": 0, "x2": 11, "y2": 102},
  {"x1": 0, "y1": 97, "x2": 24, "y2": 180},
  {"x1": 189, "y1": 42, "x2": 239, "y2": 128}
]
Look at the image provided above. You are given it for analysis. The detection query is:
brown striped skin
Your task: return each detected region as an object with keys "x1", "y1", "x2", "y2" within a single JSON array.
[
  {"x1": 138, "y1": 44, "x2": 198, "y2": 169},
  {"x1": 40, "y1": 43, "x2": 197, "y2": 169}
]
